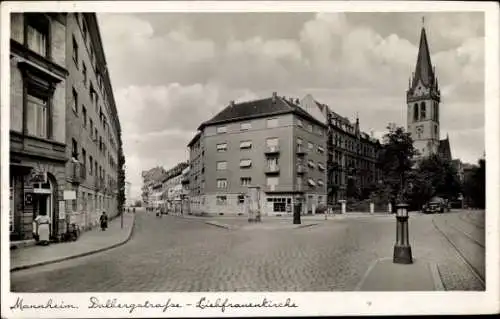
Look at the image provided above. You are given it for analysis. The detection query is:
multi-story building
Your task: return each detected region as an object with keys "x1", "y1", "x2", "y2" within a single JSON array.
[
  {"x1": 159, "y1": 162, "x2": 188, "y2": 212},
  {"x1": 9, "y1": 13, "x2": 68, "y2": 240},
  {"x1": 300, "y1": 95, "x2": 381, "y2": 205},
  {"x1": 406, "y1": 23, "x2": 451, "y2": 161},
  {"x1": 65, "y1": 13, "x2": 121, "y2": 229},
  {"x1": 187, "y1": 92, "x2": 328, "y2": 216},
  {"x1": 9, "y1": 13, "x2": 121, "y2": 240},
  {"x1": 141, "y1": 166, "x2": 166, "y2": 208}
]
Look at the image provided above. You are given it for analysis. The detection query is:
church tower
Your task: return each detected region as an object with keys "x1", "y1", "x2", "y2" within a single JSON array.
[{"x1": 406, "y1": 20, "x2": 441, "y2": 158}]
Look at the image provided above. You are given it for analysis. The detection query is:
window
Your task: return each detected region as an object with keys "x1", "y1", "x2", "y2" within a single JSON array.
[
  {"x1": 240, "y1": 122, "x2": 252, "y2": 130},
  {"x1": 317, "y1": 180, "x2": 324, "y2": 186},
  {"x1": 238, "y1": 194, "x2": 245, "y2": 205},
  {"x1": 82, "y1": 148, "x2": 87, "y2": 168},
  {"x1": 216, "y1": 126, "x2": 227, "y2": 134},
  {"x1": 308, "y1": 179, "x2": 316, "y2": 186},
  {"x1": 94, "y1": 128, "x2": 98, "y2": 142},
  {"x1": 413, "y1": 103, "x2": 419, "y2": 121},
  {"x1": 216, "y1": 195, "x2": 227, "y2": 205},
  {"x1": 308, "y1": 160, "x2": 316, "y2": 168},
  {"x1": 216, "y1": 179, "x2": 227, "y2": 189},
  {"x1": 72, "y1": 88, "x2": 78, "y2": 113},
  {"x1": 82, "y1": 63, "x2": 87, "y2": 87},
  {"x1": 318, "y1": 127, "x2": 323, "y2": 136},
  {"x1": 26, "y1": 94, "x2": 48, "y2": 138},
  {"x1": 240, "y1": 159, "x2": 252, "y2": 168},
  {"x1": 89, "y1": 156, "x2": 93, "y2": 175},
  {"x1": 72, "y1": 35, "x2": 78, "y2": 65},
  {"x1": 318, "y1": 163, "x2": 325, "y2": 171},
  {"x1": 308, "y1": 142, "x2": 314, "y2": 150},
  {"x1": 72, "y1": 138, "x2": 78, "y2": 159},
  {"x1": 267, "y1": 118, "x2": 278, "y2": 128},
  {"x1": 240, "y1": 177, "x2": 252, "y2": 186},
  {"x1": 297, "y1": 138, "x2": 303, "y2": 145},
  {"x1": 26, "y1": 14, "x2": 48, "y2": 57},
  {"x1": 420, "y1": 102, "x2": 426, "y2": 119},
  {"x1": 216, "y1": 143, "x2": 227, "y2": 152},
  {"x1": 267, "y1": 158, "x2": 279, "y2": 169},
  {"x1": 307, "y1": 123, "x2": 313, "y2": 132},
  {"x1": 434, "y1": 124, "x2": 438, "y2": 137},
  {"x1": 240, "y1": 140, "x2": 252, "y2": 149},
  {"x1": 82, "y1": 19, "x2": 88, "y2": 42},
  {"x1": 82, "y1": 106, "x2": 87, "y2": 127},
  {"x1": 216, "y1": 161, "x2": 227, "y2": 170},
  {"x1": 297, "y1": 119, "x2": 303, "y2": 127},
  {"x1": 266, "y1": 138, "x2": 279, "y2": 147}
]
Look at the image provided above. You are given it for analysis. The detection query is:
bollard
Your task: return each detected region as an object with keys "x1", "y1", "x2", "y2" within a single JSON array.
[
  {"x1": 339, "y1": 200, "x2": 346, "y2": 214},
  {"x1": 393, "y1": 203, "x2": 413, "y2": 264},
  {"x1": 370, "y1": 202, "x2": 375, "y2": 214},
  {"x1": 388, "y1": 203, "x2": 392, "y2": 214}
]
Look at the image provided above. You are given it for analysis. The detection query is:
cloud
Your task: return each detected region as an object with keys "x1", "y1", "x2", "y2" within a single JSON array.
[{"x1": 98, "y1": 12, "x2": 485, "y2": 198}]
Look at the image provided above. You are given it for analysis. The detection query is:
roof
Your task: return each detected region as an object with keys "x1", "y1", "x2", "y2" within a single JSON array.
[
  {"x1": 198, "y1": 95, "x2": 327, "y2": 130},
  {"x1": 187, "y1": 131, "x2": 201, "y2": 147},
  {"x1": 438, "y1": 138, "x2": 452, "y2": 161},
  {"x1": 412, "y1": 26, "x2": 435, "y2": 89},
  {"x1": 142, "y1": 166, "x2": 166, "y2": 182}
]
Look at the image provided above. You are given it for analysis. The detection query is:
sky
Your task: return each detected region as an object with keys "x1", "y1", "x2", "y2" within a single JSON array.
[{"x1": 97, "y1": 12, "x2": 485, "y2": 199}]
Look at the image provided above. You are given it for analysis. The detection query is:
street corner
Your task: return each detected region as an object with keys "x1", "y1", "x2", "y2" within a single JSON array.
[{"x1": 355, "y1": 257, "x2": 444, "y2": 291}]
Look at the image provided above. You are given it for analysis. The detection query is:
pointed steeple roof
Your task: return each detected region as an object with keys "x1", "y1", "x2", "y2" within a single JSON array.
[{"x1": 413, "y1": 25, "x2": 435, "y2": 88}]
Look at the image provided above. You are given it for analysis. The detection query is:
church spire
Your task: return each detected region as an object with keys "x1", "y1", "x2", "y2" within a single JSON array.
[{"x1": 412, "y1": 18, "x2": 435, "y2": 88}]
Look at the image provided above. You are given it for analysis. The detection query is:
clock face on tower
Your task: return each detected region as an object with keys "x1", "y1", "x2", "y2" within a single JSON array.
[{"x1": 416, "y1": 125, "x2": 423, "y2": 139}]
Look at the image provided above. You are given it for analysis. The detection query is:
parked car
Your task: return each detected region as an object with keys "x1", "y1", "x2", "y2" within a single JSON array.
[{"x1": 422, "y1": 197, "x2": 450, "y2": 214}]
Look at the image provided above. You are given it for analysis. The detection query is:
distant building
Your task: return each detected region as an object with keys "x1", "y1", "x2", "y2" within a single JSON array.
[
  {"x1": 141, "y1": 166, "x2": 166, "y2": 209},
  {"x1": 188, "y1": 92, "x2": 328, "y2": 216},
  {"x1": 125, "y1": 181, "x2": 132, "y2": 207},
  {"x1": 406, "y1": 22, "x2": 452, "y2": 161}
]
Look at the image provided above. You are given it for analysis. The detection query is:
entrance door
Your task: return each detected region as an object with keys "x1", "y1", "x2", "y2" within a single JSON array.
[{"x1": 33, "y1": 180, "x2": 54, "y2": 236}]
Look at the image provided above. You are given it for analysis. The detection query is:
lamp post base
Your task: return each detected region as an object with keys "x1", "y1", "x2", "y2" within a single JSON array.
[{"x1": 393, "y1": 245, "x2": 413, "y2": 264}]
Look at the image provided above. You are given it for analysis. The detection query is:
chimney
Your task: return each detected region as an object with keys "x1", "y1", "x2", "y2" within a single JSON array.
[
  {"x1": 272, "y1": 92, "x2": 277, "y2": 103},
  {"x1": 295, "y1": 98, "x2": 300, "y2": 105},
  {"x1": 229, "y1": 100, "x2": 234, "y2": 107}
]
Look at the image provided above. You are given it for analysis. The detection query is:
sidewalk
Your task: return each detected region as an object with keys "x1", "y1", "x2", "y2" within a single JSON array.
[
  {"x1": 10, "y1": 212, "x2": 135, "y2": 272},
  {"x1": 355, "y1": 257, "x2": 444, "y2": 291}
]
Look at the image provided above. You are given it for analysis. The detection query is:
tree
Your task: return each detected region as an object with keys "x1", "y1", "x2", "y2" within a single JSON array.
[
  {"x1": 377, "y1": 124, "x2": 418, "y2": 204},
  {"x1": 117, "y1": 129, "x2": 126, "y2": 216},
  {"x1": 463, "y1": 158, "x2": 485, "y2": 208}
]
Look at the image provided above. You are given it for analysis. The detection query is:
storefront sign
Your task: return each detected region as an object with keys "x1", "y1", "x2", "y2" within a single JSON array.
[
  {"x1": 30, "y1": 170, "x2": 47, "y2": 184},
  {"x1": 63, "y1": 190, "x2": 76, "y2": 200},
  {"x1": 58, "y1": 200, "x2": 66, "y2": 219}
]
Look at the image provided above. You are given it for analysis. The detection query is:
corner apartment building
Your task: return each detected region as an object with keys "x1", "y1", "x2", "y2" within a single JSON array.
[
  {"x1": 65, "y1": 13, "x2": 121, "y2": 229},
  {"x1": 188, "y1": 92, "x2": 327, "y2": 216},
  {"x1": 9, "y1": 13, "x2": 68, "y2": 240}
]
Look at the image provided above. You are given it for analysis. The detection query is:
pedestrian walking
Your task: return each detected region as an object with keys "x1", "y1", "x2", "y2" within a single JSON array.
[{"x1": 100, "y1": 211, "x2": 108, "y2": 231}]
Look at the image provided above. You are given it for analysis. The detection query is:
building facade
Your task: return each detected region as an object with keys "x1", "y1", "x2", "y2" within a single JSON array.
[
  {"x1": 124, "y1": 181, "x2": 132, "y2": 207},
  {"x1": 9, "y1": 13, "x2": 68, "y2": 240},
  {"x1": 141, "y1": 166, "x2": 166, "y2": 209},
  {"x1": 188, "y1": 92, "x2": 327, "y2": 216},
  {"x1": 65, "y1": 13, "x2": 121, "y2": 230},
  {"x1": 406, "y1": 23, "x2": 451, "y2": 161},
  {"x1": 299, "y1": 95, "x2": 381, "y2": 205},
  {"x1": 159, "y1": 162, "x2": 188, "y2": 213}
]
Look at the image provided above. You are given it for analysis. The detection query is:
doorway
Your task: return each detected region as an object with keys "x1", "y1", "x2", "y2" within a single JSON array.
[{"x1": 33, "y1": 180, "x2": 54, "y2": 236}]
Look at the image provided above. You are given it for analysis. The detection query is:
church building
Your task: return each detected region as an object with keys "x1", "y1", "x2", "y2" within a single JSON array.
[{"x1": 406, "y1": 21, "x2": 452, "y2": 161}]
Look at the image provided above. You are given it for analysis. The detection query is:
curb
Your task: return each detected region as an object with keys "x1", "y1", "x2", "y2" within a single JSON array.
[
  {"x1": 10, "y1": 213, "x2": 136, "y2": 272},
  {"x1": 294, "y1": 223, "x2": 320, "y2": 229},
  {"x1": 10, "y1": 240, "x2": 37, "y2": 250},
  {"x1": 204, "y1": 221, "x2": 232, "y2": 230}
]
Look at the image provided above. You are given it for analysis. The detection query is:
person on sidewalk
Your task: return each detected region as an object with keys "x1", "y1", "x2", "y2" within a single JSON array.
[
  {"x1": 33, "y1": 213, "x2": 51, "y2": 245},
  {"x1": 100, "y1": 211, "x2": 108, "y2": 231}
]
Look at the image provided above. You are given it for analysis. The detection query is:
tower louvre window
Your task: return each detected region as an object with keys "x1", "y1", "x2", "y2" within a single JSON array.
[
  {"x1": 420, "y1": 102, "x2": 426, "y2": 120},
  {"x1": 413, "y1": 103, "x2": 418, "y2": 121}
]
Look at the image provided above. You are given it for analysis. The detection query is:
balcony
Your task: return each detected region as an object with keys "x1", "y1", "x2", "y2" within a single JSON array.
[
  {"x1": 265, "y1": 145, "x2": 280, "y2": 155},
  {"x1": 297, "y1": 164, "x2": 307, "y2": 174},
  {"x1": 265, "y1": 165, "x2": 280, "y2": 174},
  {"x1": 70, "y1": 162, "x2": 82, "y2": 184},
  {"x1": 296, "y1": 145, "x2": 307, "y2": 155}
]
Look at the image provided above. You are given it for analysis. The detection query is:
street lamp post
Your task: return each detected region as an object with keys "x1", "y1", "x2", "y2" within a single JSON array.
[{"x1": 393, "y1": 202, "x2": 412, "y2": 264}]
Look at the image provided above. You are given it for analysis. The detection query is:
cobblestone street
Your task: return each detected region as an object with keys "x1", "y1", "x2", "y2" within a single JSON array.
[{"x1": 10, "y1": 209, "x2": 484, "y2": 292}]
